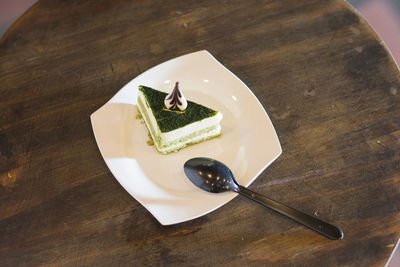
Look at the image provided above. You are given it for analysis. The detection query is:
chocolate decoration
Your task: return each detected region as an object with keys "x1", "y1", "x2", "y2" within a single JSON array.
[{"x1": 164, "y1": 82, "x2": 188, "y2": 111}]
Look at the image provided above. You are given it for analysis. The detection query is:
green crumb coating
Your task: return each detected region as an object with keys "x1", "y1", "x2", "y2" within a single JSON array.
[
  {"x1": 146, "y1": 133, "x2": 154, "y2": 146},
  {"x1": 139, "y1": 85, "x2": 219, "y2": 133},
  {"x1": 146, "y1": 139, "x2": 154, "y2": 146}
]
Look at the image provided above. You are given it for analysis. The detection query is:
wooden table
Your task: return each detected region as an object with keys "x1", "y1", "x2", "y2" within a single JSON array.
[{"x1": 1, "y1": 0, "x2": 399, "y2": 266}]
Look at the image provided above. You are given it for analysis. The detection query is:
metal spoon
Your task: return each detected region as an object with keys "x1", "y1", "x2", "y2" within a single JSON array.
[{"x1": 184, "y1": 157, "x2": 343, "y2": 240}]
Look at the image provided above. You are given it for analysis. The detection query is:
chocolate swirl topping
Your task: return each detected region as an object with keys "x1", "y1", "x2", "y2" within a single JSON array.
[{"x1": 164, "y1": 82, "x2": 188, "y2": 111}]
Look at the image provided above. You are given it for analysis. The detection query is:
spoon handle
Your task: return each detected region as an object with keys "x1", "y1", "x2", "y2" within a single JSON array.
[{"x1": 237, "y1": 185, "x2": 343, "y2": 240}]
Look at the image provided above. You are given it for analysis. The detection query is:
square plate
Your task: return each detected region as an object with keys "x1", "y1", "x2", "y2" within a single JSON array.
[{"x1": 90, "y1": 50, "x2": 282, "y2": 225}]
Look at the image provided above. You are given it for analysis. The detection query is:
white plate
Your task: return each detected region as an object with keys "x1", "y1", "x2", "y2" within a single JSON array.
[{"x1": 90, "y1": 50, "x2": 282, "y2": 225}]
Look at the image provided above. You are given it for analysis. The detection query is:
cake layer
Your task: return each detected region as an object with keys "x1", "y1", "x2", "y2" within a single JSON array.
[
  {"x1": 159, "y1": 127, "x2": 221, "y2": 154},
  {"x1": 138, "y1": 91, "x2": 222, "y2": 144},
  {"x1": 138, "y1": 95, "x2": 221, "y2": 153},
  {"x1": 137, "y1": 85, "x2": 222, "y2": 154},
  {"x1": 138, "y1": 86, "x2": 221, "y2": 132},
  {"x1": 154, "y1": 125, "x2": 220, "y2": 154}
]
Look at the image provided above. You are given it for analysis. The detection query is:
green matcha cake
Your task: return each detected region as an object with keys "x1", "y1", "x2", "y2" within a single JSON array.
[{"x1": 137, "y1": 83, "x2": 222, "y2": 154}]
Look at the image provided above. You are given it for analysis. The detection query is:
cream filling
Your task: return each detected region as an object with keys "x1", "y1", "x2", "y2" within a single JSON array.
[{"x1": 155, "y1": 125, "x2": 221, "y2": 154}]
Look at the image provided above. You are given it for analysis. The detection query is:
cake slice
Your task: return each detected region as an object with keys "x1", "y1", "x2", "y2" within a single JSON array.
[{"x1": 137, "y1": 84, "x2": 222, "y2": 154}]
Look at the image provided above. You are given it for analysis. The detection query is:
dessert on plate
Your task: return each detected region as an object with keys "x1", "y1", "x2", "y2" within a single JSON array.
[{"x1": 137, "y1": 82, "x2": 222, "y2": 154}]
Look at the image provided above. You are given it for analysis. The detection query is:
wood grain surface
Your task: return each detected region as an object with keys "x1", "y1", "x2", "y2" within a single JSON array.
[{"x1": 1, "y1": 0, "x2": 399, "y2": 266}]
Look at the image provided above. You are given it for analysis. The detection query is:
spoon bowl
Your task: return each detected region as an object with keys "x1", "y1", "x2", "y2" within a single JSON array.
[
  {"x1": 184, "y1": 157, "x2": 239, "y2": 193},
  {"x1": 184, "y1": 157, "x2": 344, "y2": 240}
]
